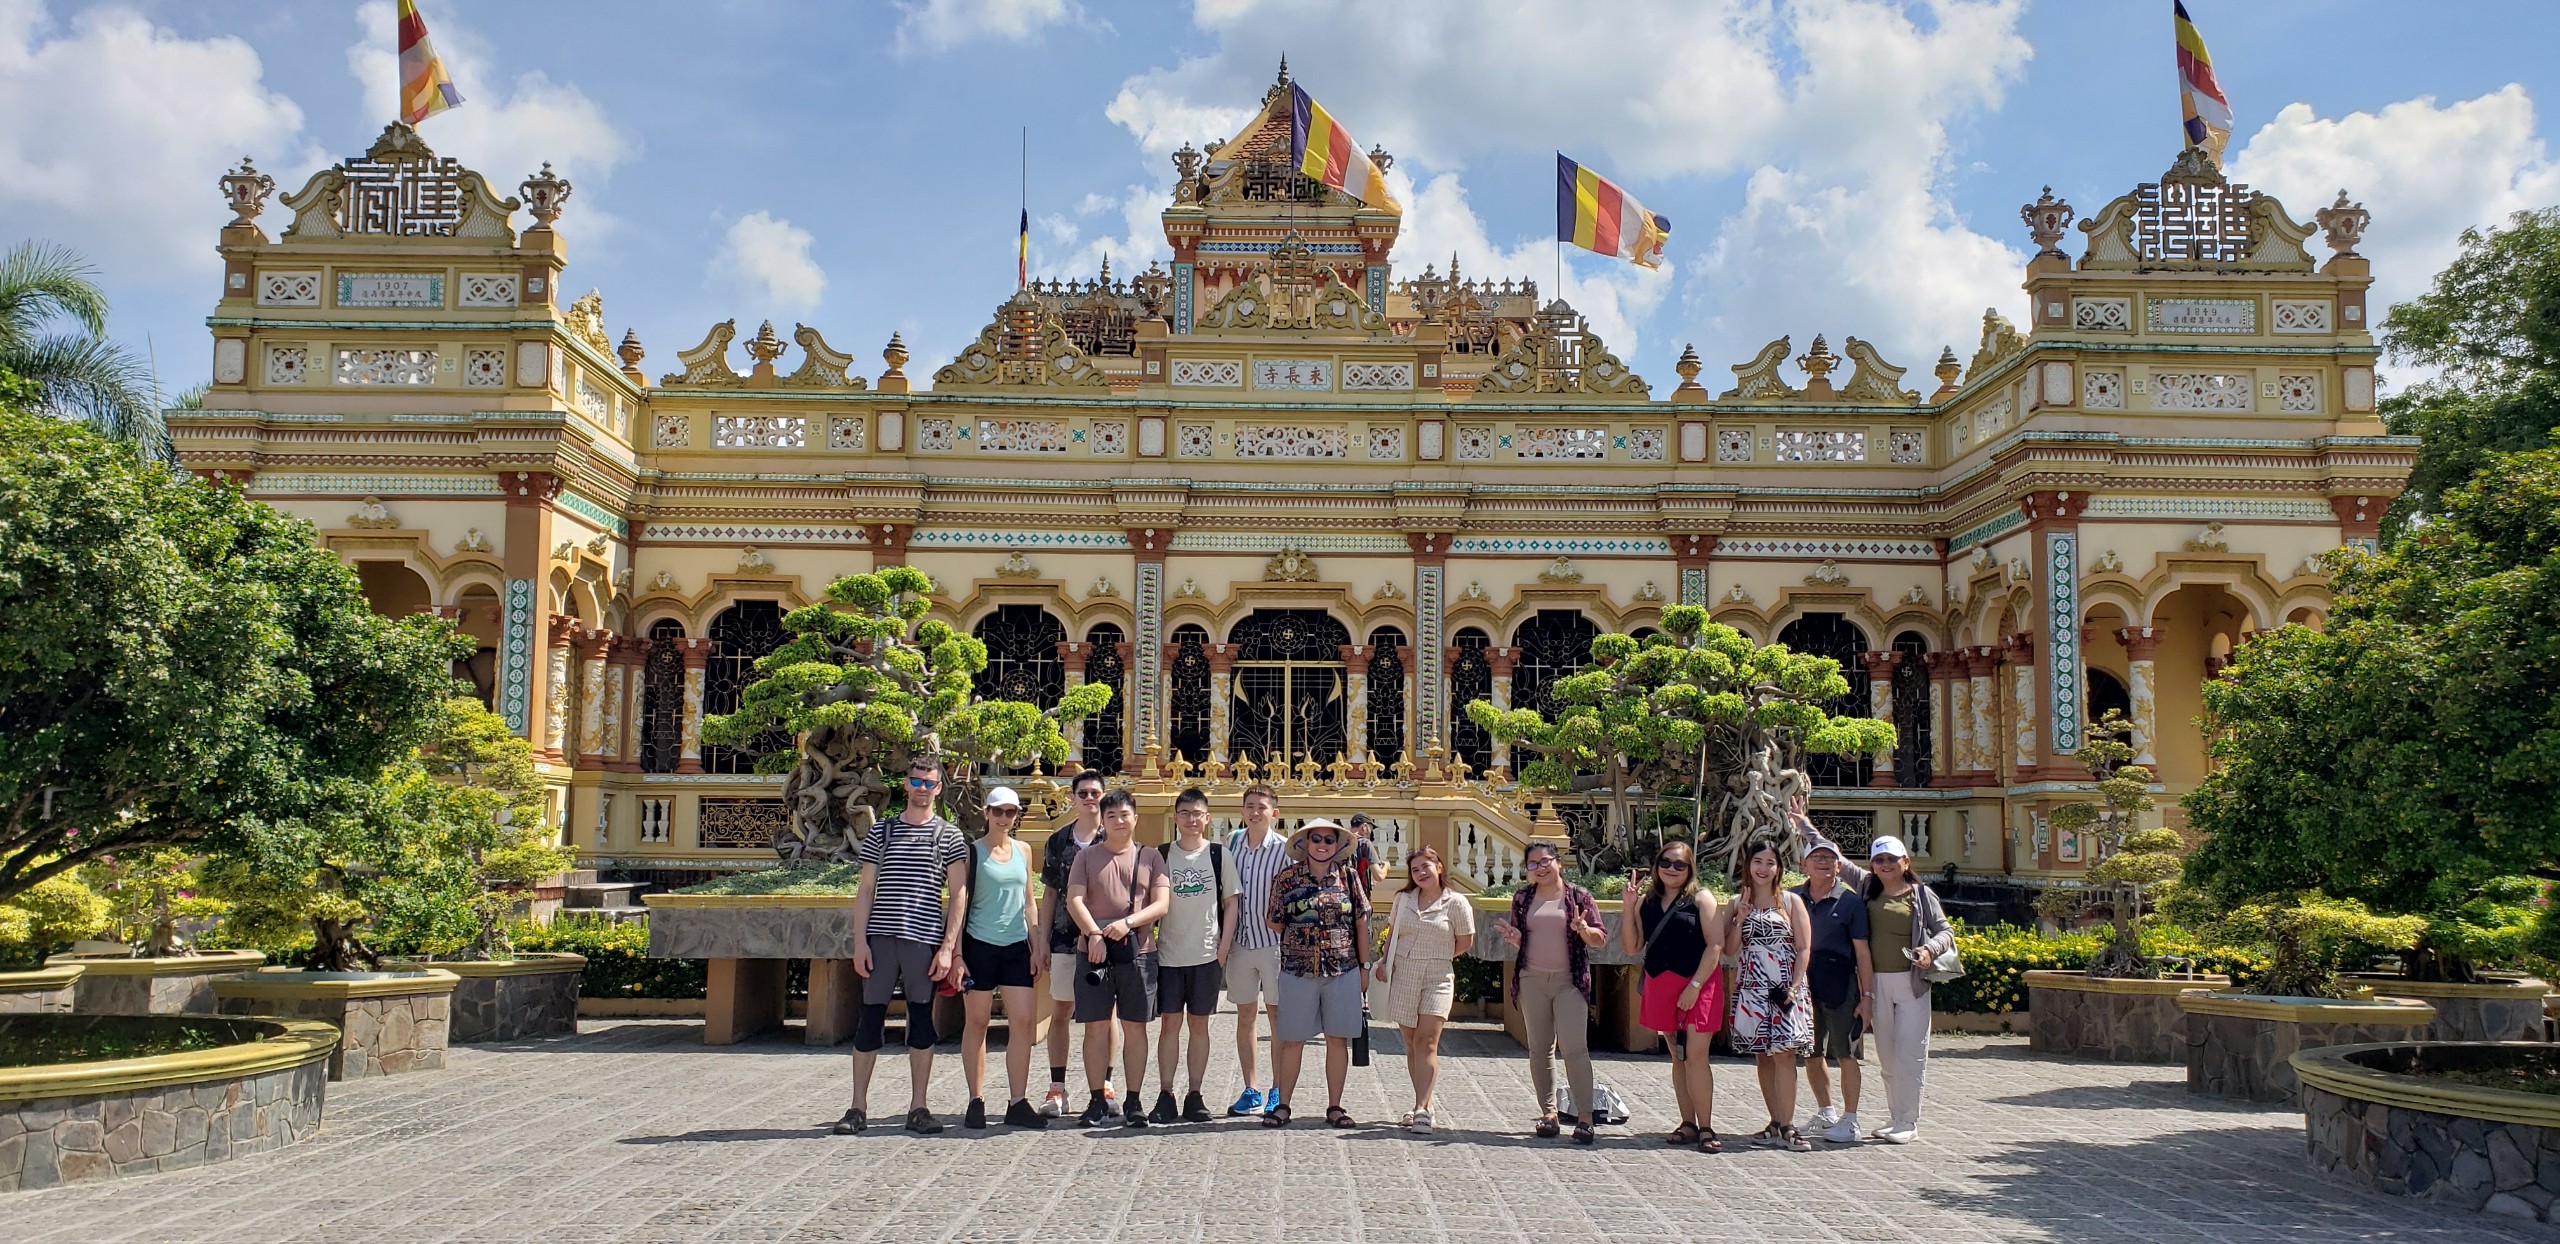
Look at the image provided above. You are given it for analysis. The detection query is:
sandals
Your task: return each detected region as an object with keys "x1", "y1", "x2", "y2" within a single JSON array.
[
  {"x1": 1750, "y1": 1122, "x2": 1786, "y2": 1148},
  {"x1": 1324, "y1": 1105, "x2": 1356, "y2": 1129},
  {"x1": 1665, "y1": 1122, "x2": 1700, "y2": 1146},
  {"x1": 1262, "y1": 1102, "x2": 1293, "y2": 1128},
  {"x1": 1571, "y1": 1119, "x2": 1596, "y2": 1145},
  {"x1": 1783, "y1": 1124, "x2": 1811, "y2": 1152},
  {"x1": 1698, "y1": 1128, "x2": 1724, "y2": 1154},
  {"x1": 1533, "y1": 1114, "x2": 1561, "y2": 1139}
]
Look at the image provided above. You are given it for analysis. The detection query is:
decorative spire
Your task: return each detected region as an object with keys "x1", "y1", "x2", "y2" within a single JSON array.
[
  {"x1": 883, "y1": 332, "x2": 909, "y2": 376},
  {"x1": 519, "y1": 162, "x2": 572, "y2": 227},
  {"x1": 1933, "y1": 346, "x2": 1962, "y2": 396},
  {"x1": 617, "y1": 328, "x2": 645, "y2": 370},
  {"x1": 219, "y1": 157, "x2": 275, "y2": 226},
  {"x1": 1674, "y1": 343, "x2": 1703, "y2": 391},
  {"x1": 2020, "y1": 185, "x2": 2074, "y2": 257},
  {"x1": 745, "y1": 320, "x2": 785, "y2": 366},
  {"x1": 2316, "y1": 190, "x2": 2371, "y2": 258},
  {"x1": 1795, "y1": 334, "x2": 1840, "y2": 389}
]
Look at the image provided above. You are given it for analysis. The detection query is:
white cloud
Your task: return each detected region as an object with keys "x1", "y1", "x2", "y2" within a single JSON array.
[
  {"x1": 345, "y1": 1, "x2": 634, "y2": 243},
  {"x1": 2231, "y1": 86, "x2": 2560, "y2": 333},
  {"x1": 0, "y1": 0, "x2": 314, "y2": 275},
  {"x1": 710, "y1": 212, "x2": 827, "y2": 314},
  {"x1": 894, "y1": 0, "x2": 1087, "y2": 57},
  {"x1": 1029, "y1": 183, "x2": 1168, "y2": 284}
]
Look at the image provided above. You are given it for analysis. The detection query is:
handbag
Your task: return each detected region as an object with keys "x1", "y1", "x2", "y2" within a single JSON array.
[{"x1": 1916, "y1": 886, "x2": 1965, "y2": 984}]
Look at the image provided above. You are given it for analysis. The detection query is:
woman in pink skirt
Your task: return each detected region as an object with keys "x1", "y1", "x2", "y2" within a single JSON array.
[{"x1": 1619, "y1": 840, "x2": 1728, "y2": 1152}]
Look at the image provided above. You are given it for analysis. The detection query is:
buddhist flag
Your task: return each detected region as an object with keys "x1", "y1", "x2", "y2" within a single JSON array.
[
  {"x1": 2174, "y1": 0, "x2": 2232, "y2": 164},
  {"x1": 397, "y1": 0, "x2": 464, "y2": 126},
  {"x1": 1017, "y1": 208, "x2": 1029, "y2": 288},
  {"x1": 1557, "y1": 154, "x2": 1670, "y2": 269},
  {"x1": 1288, "y1": 83, "x2": 1399, "y2": 213}
]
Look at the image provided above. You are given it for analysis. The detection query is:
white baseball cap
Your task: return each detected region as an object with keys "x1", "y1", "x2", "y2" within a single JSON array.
[
  {"x1": 1868, "y1": 835, "x2": 1910, "y2": 860},
  {"x1": 984, "y1": 785, "x2": 1022, "y2": 809}
]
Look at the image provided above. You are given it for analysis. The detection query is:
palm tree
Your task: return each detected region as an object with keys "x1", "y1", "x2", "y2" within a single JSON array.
[{"x1": 1, "y1": 241, "x2": 163, "y2": 455}]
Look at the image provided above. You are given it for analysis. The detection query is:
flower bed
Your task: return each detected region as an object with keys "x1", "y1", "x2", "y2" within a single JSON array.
[
  {"x1": 512, "y1": 917, "x2": 706, "y2": 1000},
  {"x1": 1938, "y1": 925, "x2": 2268, "y2": 1015}
]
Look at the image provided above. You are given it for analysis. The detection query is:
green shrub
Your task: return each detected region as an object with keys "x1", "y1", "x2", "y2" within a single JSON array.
[
  {"x1": 1933, "y1": 924, "x2": 2270, "y2": 1014},
  {"x1": 1453, "y1": 953, "x2": 1503, "y2": 1004},
  {"x1": 509, "y1": 917, "x2": 706, "y2": 1000}
]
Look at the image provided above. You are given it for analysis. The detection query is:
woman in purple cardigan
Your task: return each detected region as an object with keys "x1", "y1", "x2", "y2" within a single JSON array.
[{"x1": 1492, "y1": 841, "x2": 1608, "y2": 1143}]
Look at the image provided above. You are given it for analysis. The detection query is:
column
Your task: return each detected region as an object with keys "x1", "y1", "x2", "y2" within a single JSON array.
[
  {"x1": 1675, "y1": 534, "x2": 1716, "y2": 607},
  {"x1": 1128, "y1": 527, "x2": 1167, "y2": 764},
  {"x1": 498, "y1": 472, "x2": 565, "y2": 742},
  {"x1": 677, "y1": 637, "x2": 712, "y2": 773},
  {"x1": 1860, "y1": 651, "x2": 1898, "y2": 788},
  {"x1": 1401, "y1": 657, "x2": 1418, "y2": 770},
  {"x1": 2004, "y1": 632, "x2": 2037, "y2": 780},
  {"x1": 1966, "y1": 647, "x2": 1998, "y2": 786},
  {"x1": 1409, "y1": 533, "x2": 1449, "y2": 757},
  {"x1": 2116, "y1": 626, "x2": 2161, "y2": 765},
  {"x1": 1924, "y1": 651, "x2": 1957, "y2": 786},
  {"x1": 575, "y1": 630, "x2": 614, "y2": 770},
  {"x1": 543, "y1": 616, "x2": 578, "y2": 762},
  {"x1": 1206, "y1": 643, "x2": 1235, "y2": 766},
  {"x1": 1341, "y1": 643, "x2": 1369, "y2": 765},
  {"x1": 2023, "y1": 490, "x2": 2084, "y2": 767},
  {"x1": 1485, "y1": 646, "x2": 1516, "y2": 774},
  {"x1": 608, "y1": 636, "x2": 649, "y2": 772},
  {"x1": 1056, "y1": 640, "x2": 1086, "y2": 760},
  {"x1": 865, "y1": 522, "x2": 909, "y2": 568}
]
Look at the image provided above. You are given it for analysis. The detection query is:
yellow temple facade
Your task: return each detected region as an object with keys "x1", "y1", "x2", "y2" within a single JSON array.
[{"x1": 173, "y1": 73, "x2": 2407, "y2": 906}]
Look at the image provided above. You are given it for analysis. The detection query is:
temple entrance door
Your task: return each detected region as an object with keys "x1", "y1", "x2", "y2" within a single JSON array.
[{"x1": 1229, "y1": 609, "x2": 1351, "y2": 774}]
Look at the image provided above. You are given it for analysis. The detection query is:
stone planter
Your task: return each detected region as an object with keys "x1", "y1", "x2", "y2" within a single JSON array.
[
  {"x1": 2339, "y1": 974, "x2": 2551, "y2": 1043},
  {"x1": 647, "y1": 893, "x2": 863, "y2": 1046},
  {"x1": 2026, "y1": 970, "x2": 2232, "y2": 1063},
  {"x1": 45, "y1": 950, "x2": 265, "y2": 1015},
  {"x1": 0, "y1": 1014, "x2": 335, "y2": 1191},
  {"x1": 212, "y1": 968, "x2": 457, "y2": 1080},
  {"x1": 0, "y1": 965, "x2": 82, "y2": 1016},
  {"x1": 2296, "y1": 1041, "x2": 2560, "y2": 1224},
  {"x1": 435, "y1": 954, "x2": 585, "y2": 1043},
  {"x1": 2175, "y1": 991, "x2": 2436, "y2": 1104}
]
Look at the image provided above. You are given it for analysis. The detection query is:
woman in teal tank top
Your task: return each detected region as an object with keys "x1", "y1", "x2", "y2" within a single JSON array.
[{"x1": 958, "y1": 787, "x2": 1045, "y2": 1128}]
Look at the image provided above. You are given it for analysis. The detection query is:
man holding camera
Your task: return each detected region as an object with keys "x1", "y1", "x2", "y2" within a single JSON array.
[{"x1": 1064, "y1": 789, "x2": 1170, "y2": 1128}]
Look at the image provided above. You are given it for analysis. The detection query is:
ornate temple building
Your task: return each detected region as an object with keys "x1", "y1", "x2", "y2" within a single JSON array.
[{"x1": 174, "y1": 70, "x2": 2408, "y2": 903}]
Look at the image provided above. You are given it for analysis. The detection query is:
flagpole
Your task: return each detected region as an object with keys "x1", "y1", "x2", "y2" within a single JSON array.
[{"x1": 1019, "y1": 126, "x2": 1028, "y2": 289}]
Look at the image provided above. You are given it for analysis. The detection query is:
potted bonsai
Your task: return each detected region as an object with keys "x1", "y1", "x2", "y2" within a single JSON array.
[
  {"x1": 2172, "y1": 893, "x2": 2434, "y2": 1103},
  {"x1": 46, "y1": 848, "x2": 262, "y2": 1015}
]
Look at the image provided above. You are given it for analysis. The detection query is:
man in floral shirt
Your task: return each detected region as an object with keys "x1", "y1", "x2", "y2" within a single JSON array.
[{"x1": 1259, "y1": 818, "x2": 1370, "y2": 1128}]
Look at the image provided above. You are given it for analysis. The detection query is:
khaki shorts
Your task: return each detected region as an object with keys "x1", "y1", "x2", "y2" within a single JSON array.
[
  {"x1": 1226, "y1": 944, "x2": 1282, "y2": 1008},
  {"x1": 1048, "y1": 952, "x2": 1079, "y2": 1003}
]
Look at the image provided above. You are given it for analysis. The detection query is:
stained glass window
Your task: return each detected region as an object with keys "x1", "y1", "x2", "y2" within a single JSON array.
[
  {"x1": 1776, "y1": 612, "x2": 1873, "y2": 788},
  {"x1": 703, "y1": 602, "x2": 789, "y2": 775},
  {"x1": 1082, "y1": 623, "x2": 1126, "y2": 776},
  {"x1": 638, "y1": 618, "x2": 686, "y2": 774}
]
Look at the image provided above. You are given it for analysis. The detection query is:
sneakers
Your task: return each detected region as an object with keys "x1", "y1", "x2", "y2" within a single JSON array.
[
  {"x1": 1124, "y1": 1098, "x2": 1150, "y2": 1129},
  {"x1": 1077, "y1": 1091, "x2": 1112, "y2": 1128},
  {"x1": 1876, "y1": 1125, "x2": 1918, "y2": 1145},
  {"x1": 905, "y1": 1107, "x2": 942, "y2": 1135},
  {"x1": 1003, "y1": 1098, "x2": 1048, "y2": 1129},
  {"x1": 830, "y1": 1107, "x2": 865, "y2": 1135},
  {"x1": 1040, "y1": 1085, "x2": 1068, "y2": 1117},
  {"x1": 1807, "y1": 1104, "x2": 1843, "y2": 1130},
  {"x1": 1148, "y1": 1089, "x2": 1178, "y2": 1125},
  {"x1": 1182, "y1": 1091, "x2": 1212, "y2": 1123},
  {"x1": 1824, "y1": 1111, "x2": 1860, "y2": 1144},
  {"x1": 1228, "y1": 1087, "x2": 1266, "y2": 1117},
  {"x1": 964, "y1": 1098, "x2": 987, "y2": 1130},
  {"x1": 1407, "y1": 1108, "x2": 1434, "y2": 1135}
]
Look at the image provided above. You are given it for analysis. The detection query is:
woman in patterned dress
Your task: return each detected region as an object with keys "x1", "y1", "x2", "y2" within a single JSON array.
[
  {"x1": 1371, "y1": 845, "x2": 1474, "y2": 1134},
  {"x1": 1724, "y1": 838, "x2": 1815, "y2": 1151}
]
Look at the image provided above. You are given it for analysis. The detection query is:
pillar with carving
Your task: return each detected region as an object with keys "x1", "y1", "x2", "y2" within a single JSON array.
[
  {"x1": 676, "y1": 637, "x2": 712, "y2": 774},
  {"x1": 575, "y1": 629, "x2": 614, "y2": 770},
  {"x1": 2116, "y1": 626, "x2": 2161, "y2": 765},
  {"x1": 1966, "y1": 646, "x2": 1998, "y2": 785},
  {"x1": 542, "y1": 616, "x2": 579, "y2": 762},
  {"x1": 608, "y1": 635, "x2": 649, "y2": 771},
  {"x1": 1409, "y1": 533, "x2": 1450, "y2": 757},
  {"x1": 1206, "y1": 642, "x2": 1234, "y2": 766},
  {"x1": 1056, "y1": 640, "x2": 1086, "y2": 759},
  {"x1": 2022, "y1": 489, "x2": 2084, "y2": 771},
  {"x1": 1128, "y1": 527, "x2": 1168, "y2": 768},
  {"x1": 2004, "y1": 632, "x2": 2037, "y2": 779},
  {"x1": 1486, "y1": 645, "x2": 1516, "y2": 773},
  {"x1": 1923, "y1": 651, "x2": 1956, "y2": 786},
  {"x1": 1675, "y1": 533, "x2": 1716, "y2": 607},
  {"x1": 1936, "y1": 652, "x2": 1970, "y2": 786},
  {"x1": 1860, "y1": 651, "x2": 1898, "y2": 787},
  {"x1": 1341, "y1": 643, "x2": 1369, "y2": 765},
  {"x1": 497, "y1": 471, "x2": 566, "y2": 743}
]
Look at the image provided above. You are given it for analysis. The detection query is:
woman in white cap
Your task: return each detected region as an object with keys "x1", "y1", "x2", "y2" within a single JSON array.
[
  {"x1": 958, "y1": 785, "x2": 1046, "y2": 1129},
  {"x1": 1860, "y1": 834, "x2": 1956, "y2": 1144}
]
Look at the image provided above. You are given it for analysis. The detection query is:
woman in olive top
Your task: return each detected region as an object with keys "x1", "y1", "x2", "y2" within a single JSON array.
[
  {"x1": 957, "y1": 786, "x2": 1045, "y2": 1129},
  {"x1": 1372, "y1": 845, "x2": 1474, "y2": 1134},
  {"x1": 1862, "y1": 835, "x2": 1956, "y2": 1144},
  {"x1": 1619, "y1": 840, "x2": 1727, "y2": 1152},
  {"x1": 1494, "y1": 840, "x2": 1608, "y2": 1144}
]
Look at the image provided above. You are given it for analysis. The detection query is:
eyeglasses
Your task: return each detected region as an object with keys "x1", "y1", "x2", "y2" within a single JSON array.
[
  {"x1": 1305, "y1": 834, "x2": 1339, "y2": 846},
  {"x1": 1528, "y1": 855, "x2": 1559, "y2": 869},
  {"x1": 905, "y1": 776, "x2": 940, "y2": 789}
]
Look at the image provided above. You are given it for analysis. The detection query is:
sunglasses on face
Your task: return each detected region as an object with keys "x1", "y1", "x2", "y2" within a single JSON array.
[
  {"x1": 1075, "y1": 790, "x2": 1103, "y2": 800},
  {"x1": 1657, "y1": 861, "x2": 1692, "y2": 872},
  {"x1": 906, "y1": 776, "x2": 939, "y2": 789},
  {"x1": 1306, "y1": 833, "x2": 1339, "y2": 845},
  {"x1": 987, "y1": 807, "x2": 1020, "y2": 817}
]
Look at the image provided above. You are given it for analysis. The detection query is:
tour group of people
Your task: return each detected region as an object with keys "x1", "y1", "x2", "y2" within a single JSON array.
[{"x1": 835, "y1": 756, "x2": 1954, "y2": 1150}]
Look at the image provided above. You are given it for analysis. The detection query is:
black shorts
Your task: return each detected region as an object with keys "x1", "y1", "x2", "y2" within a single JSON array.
[
  {"x1": 962, "y1": 934, "x2": 1034, "y2": 992},
  {"x1": 1811, "y1": 996, "x2": 1864, "y2": 1060},
  {"x1": 1155, "y1": 961, "x2": 1224, "y2": 1017},
  {"x1": 1071, "y1": 950, "x2": 1158, "y2": 1024}
]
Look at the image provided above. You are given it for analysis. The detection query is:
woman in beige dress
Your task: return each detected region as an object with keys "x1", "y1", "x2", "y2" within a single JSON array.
[{"x1": 1371, "y1": 846, "x2": 1475, "y2": 1134}]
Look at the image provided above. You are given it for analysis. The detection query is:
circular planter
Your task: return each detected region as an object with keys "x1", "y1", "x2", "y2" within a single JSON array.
[
  {"x1": 2174, "y1": 991, "x2": 2437, "y2": 1104},
  {"x1": 2296, "y1": 1041, "x2": 2560, "y2": 1224},
  {"x1": 433, "y1": 954, "x2": 585, "y2": 1044},
  {"x1": 0, "y1": 1014, "x2": 336, "y2": 1191},
  {"x1": 212, "y1": 968, "x2": 458, "y2": 1081},
  {"x1": 2026, "y1": 970, "x2": 2233, "y2": 1064},
  {"x1": 0, "y1": 965, "x2": 83, "y2": 1016},
  {"x1": 2340, "y1": 974, "x2": 2551, "y2": 1043},
  {"x1": 44, "y1": 950, "x2": 265, "y2": 1016}
]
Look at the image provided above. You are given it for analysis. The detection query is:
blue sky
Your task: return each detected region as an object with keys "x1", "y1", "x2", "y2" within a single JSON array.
[{"x1": 9, "y1": 0, "x2": 2560, "y2": 397}]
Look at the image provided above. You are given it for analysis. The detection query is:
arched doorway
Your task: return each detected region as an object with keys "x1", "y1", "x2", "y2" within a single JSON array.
[
  {"x1": 972, "y1": 605, "x2": 1066, "y2": 707},
  {"x1": 2087, "y1": 668, "x2": 2132, "y2": 727},
  {"x1": 703, "y1": 601, "x2": 789, "y2": 775},
  {"x1": 1229, "y1": 609, "x2": 1351, "y2": 770},
  {"x1": 1448, "y1": 627, "x2": 1493, "y2": 774},
  {"x1": 1777, "y1": 611, "x2": 1874, "y2": 787},
  {"x1": 1080, "y1": 622, "x2": 1126, "y2": 776},
  {"x1": 1511, "y1": 609, "x2": 1599, "y2": 722},
  {"x1": 355, "y1": 560, "x2": 431, "y2": 618}
]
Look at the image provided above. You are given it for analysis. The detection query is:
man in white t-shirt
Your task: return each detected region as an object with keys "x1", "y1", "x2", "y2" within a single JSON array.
[
  {"x1": 1149, "y1": 786, "x2": 1238, "y2": 1123},
  {"x1": 1223, "y1": 783, "x2": 1291, "y2": 1116}
]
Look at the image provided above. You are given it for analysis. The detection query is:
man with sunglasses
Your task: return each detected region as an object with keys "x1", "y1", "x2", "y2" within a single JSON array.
[
  {"x1": 837, "y1": 754, "x2": 971, "y2": 1135},
  {"x1": 1262, "y1": 817, "x2": 1371, "y2": 1128},
  {"x1": 1037, "y1": 769, "x2": 1111, "y2": 1116}
]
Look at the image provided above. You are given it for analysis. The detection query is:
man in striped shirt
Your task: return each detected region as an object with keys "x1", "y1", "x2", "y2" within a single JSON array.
[
  {"x1": 837, "y1": 755, "x2": 970, "y2": 1136},
  {"x1": 1223, "y1": 783, "x2": 1291, "y2": 1116}
]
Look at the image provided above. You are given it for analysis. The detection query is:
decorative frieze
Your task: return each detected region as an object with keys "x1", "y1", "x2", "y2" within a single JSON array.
[
  {"x1": 1446, "y1": 536, "x2": 1672, "y2": 555},
  {"x1": 976, "y1": 418, "x2": 1070, "y2": 453},
  {"x1": 1169, "y1": 532, "x2": 1406, "y2": 553},
  {"x1": 913, "y1": 529, "x2": 1126, "y2": 549},
  {"x1": 1716, "y1": 427, "x2": 1754, "y2": 463},
  {"x1": 1775, "y1": 429, "x2": 1866, "y2": 463},
  {"x1": 1177, "y1": 423, "x2": 1214, "y2": 457},
  {"x1": 2082, "y1": 497, "x2": 2333, "y2": 521},
  {"x1": 1340, "y1": 360, "x2": 1412, "y2": 390},
  {"x1": 264, "y1": 346, "x2": 308, "y2": 385},
  {"x1": 257, "y1": 271, "x2": 322, "y2": 306},
  {"x1": 333, "y1": 348, "x2": 437, "y2": 386},
  {"x1": 2082, "y1": 369, "x2": 2124, "y2": 410},
  {"x1": 1715, "y1": 537, "x2": 1937, "y2": 561},
  {"x1": 1514, "y1": 426, "x2": 1608, "y2": 460},
  {"x1": 2150, "y1": 372, "x2": 2254, "y2": 411},
  {"x1": 1235, "y1": 423, "x2": 1347, "y2": 458},
  {"x1": 640, "y1": 523, "x2": 870, "y2": 545},
  {"x1": 712, "y1": 415, "x2": 806, "y2": 449},
  {"x1": 1169, "y1": 358, "x2": 1242, "y2": 387}
]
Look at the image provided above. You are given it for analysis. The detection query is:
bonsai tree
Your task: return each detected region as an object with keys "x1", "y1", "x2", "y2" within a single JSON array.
[
  {"x1": 2046, "y1": 712, "x2": 2183, "y2": 977},
  {"x1": 1468, "y1": 604, "x2": 1894, "y2": 874},
  {"x1": 0, "y1": 871, "x2": 109, "y2": 969},
  {"x1": 0, "y1": 412, "x2": 467, "y2": 906},
  {"x1": 703, "y1": 567, "x2": 1107, "y2": 860},
  {"x1": 2200, "y1": 895, "x2": 2426, "y2": 999},
  {"x1": 82, "y1": 847, "x2": 227, "y2": 957}
]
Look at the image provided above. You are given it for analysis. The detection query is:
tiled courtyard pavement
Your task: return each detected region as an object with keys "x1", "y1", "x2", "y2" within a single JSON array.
[{"x1": 0, "y1": 1018, "x2": 2544, "y2": 1243}]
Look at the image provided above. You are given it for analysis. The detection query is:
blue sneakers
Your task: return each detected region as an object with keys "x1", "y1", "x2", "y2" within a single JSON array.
[{"x1": 1228, "y1": 1088, "x2": 1265, "y2": 1117}]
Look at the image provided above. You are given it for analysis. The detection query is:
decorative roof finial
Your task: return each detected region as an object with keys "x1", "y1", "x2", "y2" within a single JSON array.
[
  {"x1": 1277, "y1": 53, "x2": 1290, "y2": 87},
  {"x1": 219, "y1": 157, "x2": 274, "y2": 227},
  {"x1": 1933, "y1": 346, "x2": 1962, "y2": 396},
  {"x1": 616, "y1": 328, "x2": 645, "y2": 370},
  {"x1": 745, "y1": 320, "x2": 785, "y2": 366},
  {"x1": 1674, "y1": 343, "x2": 1703, "y2": 391},
  {"x1": 2316, "y1": 190, "x2": 2370, "y2": 258},
  {"x1": 2020, "y1": 185, "x2": 2074, "y2": 257},
  {"x1": 520, "y1": 162, "x2": 572, "y2": 227},
  {"x1": 883, "y1": 332, "x2": 909, "y2": 376}
]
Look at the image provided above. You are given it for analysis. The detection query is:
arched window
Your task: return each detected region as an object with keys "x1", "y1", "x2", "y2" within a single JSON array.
[
  {"x1": 2087, "y1": 668, "x2": 2132, "y2": 729},
  {"x1": 1891, "y1": 630, "x2": 1933, "y2": 789},
  {"x1": 1512, "y1": 610, "x2": 1599, "y2": 722},
  {"x1": 1167, "y1": 624, "x2": 1212, "y2": 764},
  {"x1": 1448, "y1": 628, "x2": 1493, "y2": 774},
  {"x1": 1776, "y1": 611, "x2": 1873, "y2": 788},
  {"x1": 1365, "y1": 627, "x2": 1407, "y2": 764},
  {"x1": 1230, "y1": 610, "x2": 1351, "y2": 769},
  {"x1": 972, "y1": 605, "x2": 1066, "y2": 708},
  {"x1": 703, "y1": 601, "x2": 789, "y2": 775},
  {"x1": 1081, "y1": 623, "x2": 1126, "y2": 776},
  {"x1": 639, "y1": 618, "x2": 687, "y2": 774}
]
